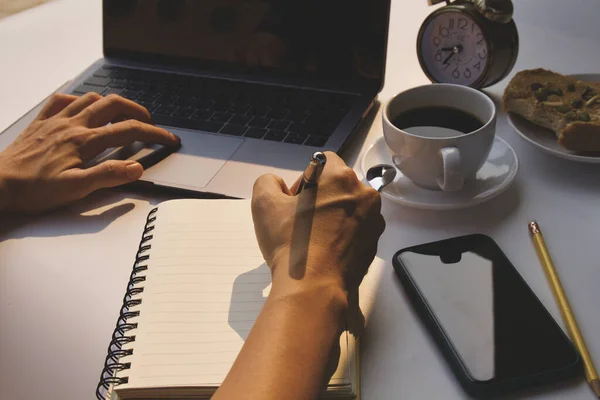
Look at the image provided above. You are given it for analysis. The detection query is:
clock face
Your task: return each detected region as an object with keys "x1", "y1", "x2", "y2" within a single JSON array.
[{"x1": 419, "y1": 11, "x2": 489, "y2": 86}]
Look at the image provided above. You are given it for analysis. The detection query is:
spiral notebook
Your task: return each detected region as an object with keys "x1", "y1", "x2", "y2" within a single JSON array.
[{"x1": 96, "y1": 199, "x2": 359, "y2": 400}]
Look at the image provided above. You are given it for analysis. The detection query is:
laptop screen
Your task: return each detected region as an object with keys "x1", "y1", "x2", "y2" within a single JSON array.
[{"x1": 103, "y1": 0, "x2": 389, "y2": 89}]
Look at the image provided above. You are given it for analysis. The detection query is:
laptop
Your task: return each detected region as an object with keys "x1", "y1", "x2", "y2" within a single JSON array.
[{"x1": 1, "y1": 0, "x2": 390, "y2": 199}]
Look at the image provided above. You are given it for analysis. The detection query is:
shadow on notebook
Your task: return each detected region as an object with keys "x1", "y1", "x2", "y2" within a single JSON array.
[
  {"x1": 229, "y1": 262, "x2": 271, "y2": 340},
  {"x1": 227, "y1": 260, "x2": 344, "y2": 386}
]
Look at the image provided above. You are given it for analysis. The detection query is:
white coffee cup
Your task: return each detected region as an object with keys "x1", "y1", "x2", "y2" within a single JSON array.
[{"x1": 382, "y1": 84, "x2": 497, "y2": 191}]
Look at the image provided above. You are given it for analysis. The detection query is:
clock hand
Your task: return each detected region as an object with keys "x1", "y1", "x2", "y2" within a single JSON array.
[
  {"x1": 442, "y1": 52, "x2": 455, "y2": 65},
  {"x1": 443, "y1": 45, "x2": 463, "y2": 65}
]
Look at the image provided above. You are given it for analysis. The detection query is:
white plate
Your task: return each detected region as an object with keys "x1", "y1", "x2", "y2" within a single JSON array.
[
  {"x1": 360, "y1": 136, "x2": 519, "y2": 210},
  {"x1": 507, "y1": 73, "x2": 600, "y2": 164}
]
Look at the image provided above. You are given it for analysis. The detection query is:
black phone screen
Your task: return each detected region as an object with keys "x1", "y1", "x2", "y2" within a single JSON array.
[{"x1": 395, "y1": 235, "x2": 580, "y2": 384}]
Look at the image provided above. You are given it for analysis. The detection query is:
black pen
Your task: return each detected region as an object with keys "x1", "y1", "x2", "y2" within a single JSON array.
[{"x1": 295, "y1": 152, "x2": 327, "y2": 195}]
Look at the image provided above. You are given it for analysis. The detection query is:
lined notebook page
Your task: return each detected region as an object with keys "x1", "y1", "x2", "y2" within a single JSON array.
[{"x1": 116, "y1": 199, "x2": 353, "y2": 393}]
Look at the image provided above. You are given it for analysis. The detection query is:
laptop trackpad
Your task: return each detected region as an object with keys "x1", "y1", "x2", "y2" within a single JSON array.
[{"x1": 137, "y1": 130, "x2": 244, "y2": 190}]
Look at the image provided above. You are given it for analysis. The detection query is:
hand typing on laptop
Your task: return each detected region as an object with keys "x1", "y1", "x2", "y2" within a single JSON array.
[
  {"x1": 215, "y1": 152, "x2": 385, "y2": 400},
  {"x1": 0, "y1": 93, "x2": 179, "y2": 213}
]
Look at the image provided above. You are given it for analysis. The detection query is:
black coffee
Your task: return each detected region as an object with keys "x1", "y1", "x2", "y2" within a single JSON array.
[{"x1": 392, "y1": 106, "x2": 485, "y2": 135}]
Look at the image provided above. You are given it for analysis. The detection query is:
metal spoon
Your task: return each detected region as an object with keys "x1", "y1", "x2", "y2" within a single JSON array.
[{"x1": 366, "y1": 164, "x2": 397, "y2": 192}]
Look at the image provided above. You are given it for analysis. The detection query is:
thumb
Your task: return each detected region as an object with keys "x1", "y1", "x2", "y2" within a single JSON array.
[
  {"x1": 72, "y1": 160, "x2": 144, "y2": 195},
  {"x1": 252, "y1": 173, "x2": 293, "y2": 199},
  {"x1": 289, "y1": 175, "x2": 303, "y2": 195}
]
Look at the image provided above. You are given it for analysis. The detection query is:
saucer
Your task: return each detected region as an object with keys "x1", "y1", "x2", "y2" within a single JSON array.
[
  {"x1": 360, "y1": 136, "x2": 519, "y2": 210},
  {"x1": 507, "y1": 73, "x2": 600, "y2": 164}
]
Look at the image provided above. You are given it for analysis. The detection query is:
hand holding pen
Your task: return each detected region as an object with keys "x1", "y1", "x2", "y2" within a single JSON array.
[{"x1": 251, "y1": 150, "x2": 385, "y2": 292}]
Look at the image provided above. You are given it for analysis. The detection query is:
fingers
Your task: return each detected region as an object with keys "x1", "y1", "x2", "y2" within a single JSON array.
[
  {"x1": 76, "y1": 94, "x2": 152, "y2": 128},
  {"x1": 36, "y1": 94, "x2": 79, "y2": 120},
  {"x1": 289, "y1": 152, "x2": 357, "y2": 195},
  {"x1": 253, "y1": 174, "x2": 293, "y2": 200},
  {"x1": 289, "y1": 175, "x2": 303, "y2": 195},
  {"x1": 321, "y1": 151, "x2": 347, "y2": 170},
  {"x1": 64, "y1": 160, "x2": 144, "y2": 196},
  {"x1": 58, "y1": 92, "x2": 104, "y2": 118},
  {"x1": 85, "y1": 120, "x2": 179, "y2": 156},
  {"x1": 319, "y1": 151, "x2": 359, "y2": 184}
]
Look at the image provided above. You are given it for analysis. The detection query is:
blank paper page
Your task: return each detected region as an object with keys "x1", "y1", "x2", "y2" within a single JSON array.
[{"x1": 115, "y1": 199, "x2": 352, "y2": 392}]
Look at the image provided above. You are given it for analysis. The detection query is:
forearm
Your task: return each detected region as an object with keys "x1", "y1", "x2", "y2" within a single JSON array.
[{"x1": 214, "y1": 275, "x2": 347, "y2": 400}]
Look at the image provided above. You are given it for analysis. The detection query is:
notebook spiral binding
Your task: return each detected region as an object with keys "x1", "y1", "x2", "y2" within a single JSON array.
[{"x1": 95, "y1": 208, "x2": 158, "y2": 400}]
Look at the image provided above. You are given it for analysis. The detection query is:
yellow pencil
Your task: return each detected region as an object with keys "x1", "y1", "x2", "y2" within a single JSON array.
[{"x1": 528, "y1": 221, "x2": 600, "y2": 398}]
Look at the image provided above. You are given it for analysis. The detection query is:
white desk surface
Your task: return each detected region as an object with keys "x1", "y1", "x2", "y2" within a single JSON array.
[{"x1": 1, "y1": 1, "x2": 599, "y2": 399}]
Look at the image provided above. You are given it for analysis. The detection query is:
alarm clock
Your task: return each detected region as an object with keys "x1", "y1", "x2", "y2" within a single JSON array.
[{"x1": 417, "y1": 0, "x2": 519, "y2": 88}]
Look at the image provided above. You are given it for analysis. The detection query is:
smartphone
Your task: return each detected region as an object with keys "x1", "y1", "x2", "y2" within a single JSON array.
[{"x1": 393, "y1": 234, "x2": 582, "y2": 398}]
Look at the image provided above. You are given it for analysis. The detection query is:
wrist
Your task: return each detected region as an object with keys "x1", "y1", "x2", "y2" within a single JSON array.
[
  {"x1": 269, "y1": 279, "x2": 349, "y2": 325},
  {"x1": 269, "y1": 257, "x2": 349, "y2": 319}
]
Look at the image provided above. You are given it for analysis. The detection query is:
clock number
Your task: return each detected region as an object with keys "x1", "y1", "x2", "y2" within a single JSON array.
[
  {"x1": 439, "y1": 25, "x2": 450, "y2": 38},
  {"x1": 449, "y1": 18, "x2": 454, "y2": 30},
  {"x1": 478, "y1": 48, "x2": 487, "y2": 59},
  {"x1": 458, "y1": 18, "x2": 468, "y2": 30},
  {"x1": 433, "y1": 36, "x2": 441, "y2": 47},
  {"x1": 477, "y1": 32, "x2": 485, "y2": 45},
  {"x1": 452, "y1": 69, "x2": 460, "y2": 79},
  {"x1": 434, "y1": 51, "x2": 442, "y2": 62},
  {"x1": 464, "y1": 68, "x2": 472, "y2": 79},
  {"x1": 474, "y1": 61, "x2": 481, "y2": 71},
  {"x1": 471, "y1": 22, "x2": 475, "y2": 33}
]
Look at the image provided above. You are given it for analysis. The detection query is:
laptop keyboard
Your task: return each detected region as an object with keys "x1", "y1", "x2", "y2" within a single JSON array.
[{"x1": 72, "y1": 66, "x2": 356, "y2": 147}]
